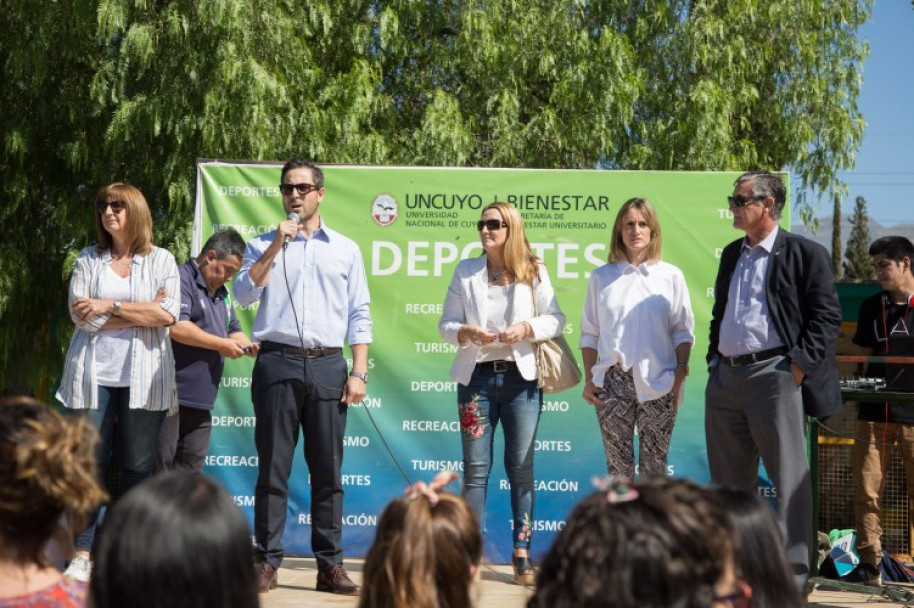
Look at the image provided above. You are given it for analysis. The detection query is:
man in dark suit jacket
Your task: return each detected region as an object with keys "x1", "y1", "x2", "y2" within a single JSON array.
[{"x1": 705, "y1": 171, "x2": 842, "y2": 593}]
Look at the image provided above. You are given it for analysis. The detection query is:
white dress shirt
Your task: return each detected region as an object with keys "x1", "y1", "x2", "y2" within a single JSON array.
[
  {"x1": 233, "y1": 221, "x2": 372, "y2": 348},
  {"x1": 579, "y1": 260, "x2": 695, "y2": 402}
]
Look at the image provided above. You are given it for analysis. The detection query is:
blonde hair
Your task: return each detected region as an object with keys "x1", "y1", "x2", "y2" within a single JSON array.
[
  {"x1": 608, "y1": 198, "x2": 663, "y2": 264},
  {"x1": 94, "y1": 182, "x2": 154, "y2": 255},
  {"x1": 359, "y1": 492, "x2": 482, "y2": 608},
  {"x1": 0, "y1": 396, "x2": 106, "y2": 567},
  {"x1": 482, "y1": 202, "x2": 541, "y2": 285}
]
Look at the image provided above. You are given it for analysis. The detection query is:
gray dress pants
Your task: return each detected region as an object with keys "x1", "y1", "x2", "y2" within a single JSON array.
[{"x1": 705, "y1": 354, "x2": 811, "y2": 591}]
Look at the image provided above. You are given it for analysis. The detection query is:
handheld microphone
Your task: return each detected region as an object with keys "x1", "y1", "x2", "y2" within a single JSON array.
[{"x1": 283, "y1": 212, "x2": 302, "y2": 249}]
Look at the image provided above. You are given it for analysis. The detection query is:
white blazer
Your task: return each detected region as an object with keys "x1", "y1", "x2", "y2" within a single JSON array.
[{"x1": 439, "y1": 255, "x2": 566, "y2": 386}]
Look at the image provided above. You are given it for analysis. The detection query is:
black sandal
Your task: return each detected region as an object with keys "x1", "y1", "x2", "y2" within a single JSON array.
[{"x1": 512, "y1": 554, "x2": 536, "y2": 585}]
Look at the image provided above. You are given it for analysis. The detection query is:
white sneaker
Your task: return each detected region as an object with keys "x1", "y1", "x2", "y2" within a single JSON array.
[{"x1": 63, "y1": 554, "x2": 92, "y2": 582}]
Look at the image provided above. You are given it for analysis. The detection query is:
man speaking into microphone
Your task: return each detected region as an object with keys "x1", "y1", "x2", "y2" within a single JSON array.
[{"x1": 234, "y1": 159, "x2": 372, "y2": 596}]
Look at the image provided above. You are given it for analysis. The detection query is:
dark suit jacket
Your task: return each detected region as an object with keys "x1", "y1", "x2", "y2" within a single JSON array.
[{"x1": 707, "y1": 228, "x2": 842, "y2": 417}]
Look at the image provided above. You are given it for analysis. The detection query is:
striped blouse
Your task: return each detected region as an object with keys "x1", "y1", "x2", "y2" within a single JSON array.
[{"x1": 55, "y1": 245, "x2": 180, "y2": 412}]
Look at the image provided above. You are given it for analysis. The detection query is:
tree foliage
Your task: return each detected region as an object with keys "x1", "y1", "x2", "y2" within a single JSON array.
[
  {"x1": 843, "y1": 195, "x2": 873, "y2": 281},
  {"x1": 1, "y1": 0, "x2": 872, "y2": 395}
]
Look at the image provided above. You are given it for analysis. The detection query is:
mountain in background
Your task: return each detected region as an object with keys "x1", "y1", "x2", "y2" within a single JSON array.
[{"x1": 793, "y1": 215, "x2": 914, "y2": 254}]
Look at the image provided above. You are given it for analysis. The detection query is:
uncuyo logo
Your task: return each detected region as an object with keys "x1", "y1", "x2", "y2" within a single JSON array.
[{"x1": 371, "y1": 193, "x2": 398, "y2": 226}]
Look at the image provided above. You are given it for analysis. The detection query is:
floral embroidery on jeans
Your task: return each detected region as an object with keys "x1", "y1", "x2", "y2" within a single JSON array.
[
  {"x1": 517, "y1": 512, "x2": 533, "y2": 543},
  {"x1": 459, "y1": 396, "x2": 487, "y2": 439}
]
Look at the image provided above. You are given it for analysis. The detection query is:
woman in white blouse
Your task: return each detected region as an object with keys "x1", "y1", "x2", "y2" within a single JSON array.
[
  {"x1": 580, "y1": 197, "x2": 694, "y2": 479},
  {"x1": 439, "y1": 202, "x2": 565, "y2": 584},
  {"x1": 56, "y1": 183, "x2": 180, "y2": 581}
]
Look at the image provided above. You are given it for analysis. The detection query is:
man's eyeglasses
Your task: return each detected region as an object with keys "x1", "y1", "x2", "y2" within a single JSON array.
[
  {"x1": 477, "y1": 219, "x2": 507, "y2": 232},
  {"x1": 713, "y1": 581, "x2": 752, "y2": 608},
  {"x1": 97, "y1": 200, "x2": 127, "y2": 214},
  {"x1": 279, "y1": 182, "x2": 319, "y2": 196},
  {"x1": 727, "y1": 195, "x2": 767, "y2": 208}
]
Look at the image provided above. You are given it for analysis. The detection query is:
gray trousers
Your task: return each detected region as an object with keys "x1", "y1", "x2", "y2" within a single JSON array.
[{"x1": 705, "y1": 355, "x2": 811, "y2": 590}]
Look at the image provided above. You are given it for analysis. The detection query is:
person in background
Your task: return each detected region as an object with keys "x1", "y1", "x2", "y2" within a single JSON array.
[
  {"x1": 0, "y1": 396, "x2": 106, "y2": 608},
  {"x1": 580, "y1": 197, "x2": 694, "y2": 478},
  {"x1": 530, "y1": 476, "x2": 749, "y2": 608},
  {"x1": 155, "y1": 227, "x2": 256, "y2": 472},
  {"x1": 438, "y1": 201, "x2": 566, "y2": 584},
  {"x1": 234, "y1": 159, "x2": 372, "y2": 595},
  {"x1": 705, "y1": 171, "x2": 841, "y2": 593},
  {"x1": 359, "y1": 471, "x2": 482, "y2": 608},
  {"x1": 847, "y1": 236, "x2": 914, "y2": 586},
  {"x1": 88, "y1": 470, "x2": 259, "y2": 608},
  {"x1": 711, "y1": 486, "x2": 805, "y2": 608},
  {"x1": 56, "y1": 183, "x2": 180, "y2": 582}
]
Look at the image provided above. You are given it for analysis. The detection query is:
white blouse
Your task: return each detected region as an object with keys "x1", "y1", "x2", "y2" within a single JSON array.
[{"x1": 579, "y1": 260, "x2": 694, "y2": 402}]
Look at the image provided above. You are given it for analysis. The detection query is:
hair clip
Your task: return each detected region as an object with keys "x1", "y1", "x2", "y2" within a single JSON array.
[
  {"x1": 592, "y1": 475, "x2": 639, "y2": 504},
  {"x1": 405, "y1": 471, "x2": 459, "y2": 506}
]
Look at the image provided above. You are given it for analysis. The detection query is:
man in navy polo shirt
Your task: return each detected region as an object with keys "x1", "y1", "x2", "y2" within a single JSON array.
[{"x1": 155, "y1": 228, "x2": 256, "y2": 471}]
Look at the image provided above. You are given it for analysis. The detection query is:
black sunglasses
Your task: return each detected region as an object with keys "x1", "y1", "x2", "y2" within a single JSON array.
[
  {"x1": 279, "y1": 182, "x2": 319, "y2": 196},
  {"x1": 97, "y1": 200, "x2": 127, "y2": 213},
  {"x1": 477, "y1": 219, "x2": 507, "y2": 231},
  {"x1": 727, "y1": 195, "x2": 767, "y2": 208}
]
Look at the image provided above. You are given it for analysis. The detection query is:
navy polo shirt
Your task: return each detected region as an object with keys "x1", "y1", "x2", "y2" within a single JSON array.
[{"x1": 172, "y1": 260, "x2": 242, "y2": 410}]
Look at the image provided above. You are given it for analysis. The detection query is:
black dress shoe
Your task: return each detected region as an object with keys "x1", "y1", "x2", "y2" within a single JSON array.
[
  {"x1": 316, "y1": 564, "x2": 360, "y2": 595},
  {"x1": 255, "y1": 562, "x2": 278, "y2": 593}
]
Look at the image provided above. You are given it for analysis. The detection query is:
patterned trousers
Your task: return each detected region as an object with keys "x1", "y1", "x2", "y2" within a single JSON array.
[{"x1": 594, "y1": 365, "x2": 677, "y2": 478}]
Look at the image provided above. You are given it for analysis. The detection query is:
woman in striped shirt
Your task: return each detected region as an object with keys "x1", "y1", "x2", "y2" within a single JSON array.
[{"x1": 56, "y1": 183, "x2": 180, "y2": 582}]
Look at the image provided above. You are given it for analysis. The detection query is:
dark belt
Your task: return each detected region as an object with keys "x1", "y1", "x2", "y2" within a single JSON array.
[
  {"x1": 261, "y1": 341, "x2": 342, "y2": 359},
  {"x1": 477, "y1": 360, "x2": 517, "y2": 373},
  {"x1": 719, "y1": 347, "x2": 788, "y2": 367}
]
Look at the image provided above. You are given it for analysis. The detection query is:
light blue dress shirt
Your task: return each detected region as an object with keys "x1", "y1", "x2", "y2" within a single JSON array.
[
  {"x1": 718, "y1": 226, "x2": 785, "y2": 357},
  {"x1": 233, "y1": 222, "x2": 372, "y2": 348}
]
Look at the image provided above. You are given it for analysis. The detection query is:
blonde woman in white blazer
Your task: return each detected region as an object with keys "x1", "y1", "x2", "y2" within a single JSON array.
[{"x1": 438, "y1": 202, "x2": 566, "y2": 584}]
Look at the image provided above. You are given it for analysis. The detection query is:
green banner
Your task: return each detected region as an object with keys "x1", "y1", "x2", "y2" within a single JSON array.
[{"x1": 195, "y1": 161, "x2": 786, "y2": 560}]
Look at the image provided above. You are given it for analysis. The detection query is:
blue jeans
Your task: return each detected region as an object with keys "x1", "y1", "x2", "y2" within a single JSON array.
[
  {"x1": 76, "y1": 385, "x2": 166, "y2": 551},
  {"x1": 458, "y1": 363, "x2": 542, "y2": 550}
]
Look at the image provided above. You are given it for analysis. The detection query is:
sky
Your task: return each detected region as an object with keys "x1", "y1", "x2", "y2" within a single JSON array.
[{"x1": 791, "y1": 1, "x2": 914, "y2": 229}]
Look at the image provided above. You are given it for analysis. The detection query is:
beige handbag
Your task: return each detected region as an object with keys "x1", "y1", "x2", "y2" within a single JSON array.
[
  {"x1": 535, "y1": 334, "x2": 582, "y2": 393},
  {"x1": 530, "y1": 281, "x2": 582, "y2": 393}
]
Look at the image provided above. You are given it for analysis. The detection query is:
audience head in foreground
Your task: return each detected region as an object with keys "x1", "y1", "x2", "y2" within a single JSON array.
[
  {"x1": 531, "y1": 475, "x2": 750, "y2": 608},
  {"x1": 359, "y1": 471, "x2": 482, "y2": 608},
  {"x1": 0, "y1": 395, "x2": 105, "y2": 605},
  {"x1": 711, "y1": 486, "x2": 805, "y2": 608},
  {"x1": 89, "y1": 470, "x2": 258, "y2": 608}
]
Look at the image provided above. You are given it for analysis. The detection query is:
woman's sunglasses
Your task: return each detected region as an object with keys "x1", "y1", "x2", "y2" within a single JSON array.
[
  {"x1": 97, "y1": 201, "x2": 127, "y2": 214},
  {"x1": 477, "y1": 219, "x2": 506, "y2": 231}
]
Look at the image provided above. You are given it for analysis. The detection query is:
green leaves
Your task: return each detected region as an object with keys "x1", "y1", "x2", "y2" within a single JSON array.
[{"x1": 0, "y1": 0, "x2": 873, "y2": 395}]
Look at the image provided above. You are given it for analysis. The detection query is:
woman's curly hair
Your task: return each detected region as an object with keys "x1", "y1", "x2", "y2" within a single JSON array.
[
  {"x1": 0, "y1": 395, "x2": 106, "y2": 566},
  {"x1": 530, "y1": 476, "x2": 733, "y2": 608}
]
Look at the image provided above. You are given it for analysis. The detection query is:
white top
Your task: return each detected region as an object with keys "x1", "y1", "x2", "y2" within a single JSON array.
[
  {"x1": 95, "y1": 267, "x2": 134, "y2": 386},
  {"x1": 478, "y1": 284, "x2": 515, "y2": 362},
  {"x1": 579, "y1": 260, "x2": 695, "y2": 402}
]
